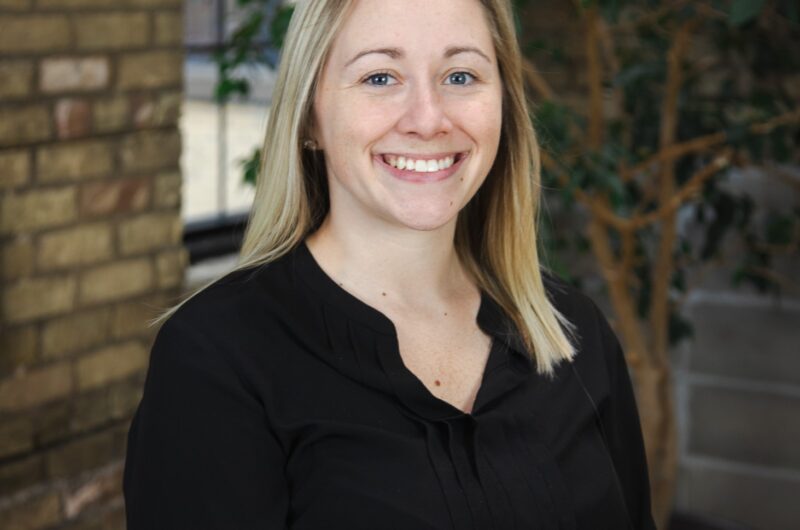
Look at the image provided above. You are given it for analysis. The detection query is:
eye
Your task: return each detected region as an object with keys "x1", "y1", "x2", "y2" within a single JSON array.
[
  {"x1": 363, "y1": 72, "x2": 397, "y2": 87},
  {"x1": 445, "y1": 71, "x2": 477, "y2": 85}
]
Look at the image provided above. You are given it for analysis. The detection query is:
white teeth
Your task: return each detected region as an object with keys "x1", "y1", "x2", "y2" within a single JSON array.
[{"x1": 383, "y1": 154, "x2": 457, "y2": 172}]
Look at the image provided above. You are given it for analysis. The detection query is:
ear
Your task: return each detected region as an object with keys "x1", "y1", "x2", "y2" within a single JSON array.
[{"x1": 307, "y1": 119, "x2": 324, "y2": 151}]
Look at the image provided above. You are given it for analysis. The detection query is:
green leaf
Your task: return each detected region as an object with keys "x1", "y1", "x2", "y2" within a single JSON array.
[
  {"x1": 613, "y1": 61, "x2": 665, "y2": 88},
  {"x1": 214, "y1": 78, "x2": 250, "y2": 103},
  {"x1": 724, "y1": 123, "x2": 749, "y2": 146},
  {"x1": 769, "y1": 129, "x2": 792, "y2": 163},
  {"x1": 668, "y1": 311, "x2": 694, "y2": 346},
  {"x1": 765, "y1": 212, "x2": 793, "y2": 245},
  {"x1": 239, "y1": 147, "x2": 262, "y2": 186},
  {"x1": 729, "y1": 0, "x2": 766, "y2": 26},
  {"x1": 270, "y1": 6, "x2": 295, "y2": 49},
  {"x1": 700, "y1": 192, "x2": 736, "y2": 260}
]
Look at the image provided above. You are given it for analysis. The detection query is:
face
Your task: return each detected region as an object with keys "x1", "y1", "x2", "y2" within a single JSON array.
[{"x1": 312, "y1": 0, "x2": 503, "y2": 233}]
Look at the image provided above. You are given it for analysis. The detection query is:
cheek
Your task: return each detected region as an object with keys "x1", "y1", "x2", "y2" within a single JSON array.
[
  {"x1": 453, "y1": 97, "x2": 502, "y2": 146},
  {"x1": 324, "y1": 98, "x2": 396, "y2": 147}
]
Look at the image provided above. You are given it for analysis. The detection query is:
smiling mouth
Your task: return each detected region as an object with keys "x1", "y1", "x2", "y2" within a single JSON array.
[{"x1": 379, "y1": 152, "x2": 467, "y2": 173}]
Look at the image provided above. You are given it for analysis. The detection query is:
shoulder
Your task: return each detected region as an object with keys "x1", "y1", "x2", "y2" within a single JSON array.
[
  {"x1": 540, "y1": 270, "x2": 620, "y2": 370},
  {"x1": 159, "y1": 251, "x2": 300, "y2": 345},
  {"x1": 540, "y1": 270, "x2": 605, "y2": 333}
]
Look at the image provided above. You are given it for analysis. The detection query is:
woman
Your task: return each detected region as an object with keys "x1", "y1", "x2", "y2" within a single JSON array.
[{"x1": 123, "y1": 0, "x2": 656, "y2": 528}]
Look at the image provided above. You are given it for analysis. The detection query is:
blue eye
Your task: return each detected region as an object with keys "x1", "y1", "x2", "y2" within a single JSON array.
[
  {"x1": 363, "y1": 72, "x2": 396, "y2": 87},
  {"x1": 445, "y1": 71, "x2": 476, "y2": 85}
]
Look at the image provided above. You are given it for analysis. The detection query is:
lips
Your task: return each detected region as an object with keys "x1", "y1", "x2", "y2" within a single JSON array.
[
  {"x1": 382, "y1": 151, "x2": 469, "y2": 172},
  {"x1": 374, "y1": 151, "x2": 469, "y2": 183}
]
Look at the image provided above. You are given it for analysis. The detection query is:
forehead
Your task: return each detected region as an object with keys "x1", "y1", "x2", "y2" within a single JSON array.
[{"x1": 329, "y1": 0, "x2": 495, "y2": 61}]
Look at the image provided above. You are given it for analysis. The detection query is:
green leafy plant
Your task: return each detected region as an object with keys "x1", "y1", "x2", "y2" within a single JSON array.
[{"x1": 520, "y1": 1, "x2": 798, "y2": 525}]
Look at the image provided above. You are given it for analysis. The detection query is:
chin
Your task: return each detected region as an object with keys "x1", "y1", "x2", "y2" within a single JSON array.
[{"x1": 387, "y1": 204, "x2": 459, "y2": 232}]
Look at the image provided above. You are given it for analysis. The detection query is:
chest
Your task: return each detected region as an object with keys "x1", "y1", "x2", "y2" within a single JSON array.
[
  {"x1": 393, "y1": 319, "x2": 493, "y2": 414},
  {"x1": 275, "y1": 348, "x2": 631, "y2": 530}
]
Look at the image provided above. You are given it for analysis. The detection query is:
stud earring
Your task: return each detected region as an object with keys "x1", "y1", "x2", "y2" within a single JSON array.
[{"x1": 303, "y1": 139, "x2": 319, "y2": 150}]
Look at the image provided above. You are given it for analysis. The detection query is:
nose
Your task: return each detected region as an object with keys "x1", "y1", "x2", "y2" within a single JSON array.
[{"x1": 396, "y1": 80, "x2": 453, "y2": 140}]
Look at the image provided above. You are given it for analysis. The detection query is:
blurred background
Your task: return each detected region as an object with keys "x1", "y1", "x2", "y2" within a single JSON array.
[{"x1": 0, "y1": 0, "x2": 798, "y2": 528}]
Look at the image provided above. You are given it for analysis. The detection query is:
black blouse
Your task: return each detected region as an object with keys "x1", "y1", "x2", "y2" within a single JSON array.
[{"x1": 123, "y1": 241, "x2": 656, "y2": 529}]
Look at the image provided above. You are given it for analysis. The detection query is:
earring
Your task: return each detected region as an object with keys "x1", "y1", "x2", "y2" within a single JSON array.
[{"x1": 303, "y1": 139, "x2": 318, "y2": 150}]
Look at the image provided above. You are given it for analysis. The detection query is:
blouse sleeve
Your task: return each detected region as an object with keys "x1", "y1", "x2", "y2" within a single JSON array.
[
  {"x1": 123, "y1": 316, "x2": 290, "y2": 529},
  {"x1": 596, "y1": 308, "x2": 658, "y2": 530}
]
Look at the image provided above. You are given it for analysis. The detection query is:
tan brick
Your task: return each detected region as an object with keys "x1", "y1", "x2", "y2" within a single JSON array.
[
  {"x1": 119, "y1": 129, "x2": 181, "y2": 173},
  {"x1": 79, "y1": 258, "x2": 153, "y2": 305},
  {"x1": 0, "y1": 15, "x2": 69, "y2": 53},
  {"x1": 55, "y1": 98, "x2": 92, "y2": 140},
  {"x1": 153, "y1": 170, "x2": 181, "y2": 208},
  {"x1": 156, "y1": 91, "x2": 182, "y2": 124},
  {"x1": 154, "y1": 11, "x2": 183, "y2": 46},
  {"x1": 46, "y1": 430, "x2": 116, "y2": 479},
  {"x1": 76, "y1": 341, "x2": 149, "y2": 391},
  {"x1": 0, "y1": 149, "x2": 30, "y2": 189},
  {"x1": 132, "y1": 90, "x2": 182, "y2": 128},
  {"x1": 37, "y1": 0, "x2": 115, "y2": 7},
  {"x1": 0, "y1": 326, "x2": 37, "y2": 377},
  {"x1": 38, "y1": 401, "x2": 71, "y2": 445},
  {"x1": 112, "y1": 295, "x2": 164, "y2": 339},
  {"x1": 130, "y1": 94, "x2": 154, "y2": 128},
  {"x1": 2, "y1": 276, "x2": 76, "y2": 323},
  {"x1": 119, "y1": 212, "x2": 182, "y2": 256},
  {"x1": 42, "y1": 307, "x2": 112, "y2": 359},
  {"x1": 63, "y1": 463, "x2": 123, "y2": 520},
  {"x1": 108, "y1": 379, "x2": 143, "y2": 419},
  {"x1": 0, "y1": 362, "x2": 72, "y2": 412},
  {"x1": 38, "y1": 223, "x2": 113, "y2": 271},
  {"x1": 93, "y1": 95, "x2": 129, "y2": 133},
  {"x1": 40, "y1": 56, "x2": 110, "y2": 94},
  {"x1": 0, "y1": 0, "x2": 33, "y2": 10},
  {"x1": 0, "y1": 104, "x2": 51, "y2": 146},
  {"x1": 118, "y1": 50, "x2": 182, "y2": 90},
  {"x1": 0, "y1": 416, "x2": 34, "y2": 458},
  {"x1": 75, "y1": 12, "x2": 149, "y2": 51},
  {"x1": 128, "y1": 0, "x2": 182, "y2": 7},
  {"x1": 72, "y1": 389, "x2": 111, "y2": 432},
  {"x1": 0, "y1": 493, "x2": 61, "y2": 530},
  {"x1": 155, "y1": 247, "x2": 187, "y2": 288},
  {"x1": 1, "y1": 237, "x2": 34, "y2": 280},
  {"x1": 1, "y1": 187, "x2": 76, "y2": 234},
  {"x1": 0, "y1": 454, "x2": 44, "y2": 496},
  {"x1": 80, "y1": 177, "x2": 150, "y2": 217},
  {"x1": 0, "y1": 60, "x2": 33, "y2": 99},
  {"x1": 37, "y1": 139, "x2": 113, "y2": 183}
]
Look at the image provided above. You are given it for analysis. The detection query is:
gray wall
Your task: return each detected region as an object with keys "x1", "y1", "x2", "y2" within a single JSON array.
[{"x1": 672, "y1": 168, "x2": 800, "y2": 530}]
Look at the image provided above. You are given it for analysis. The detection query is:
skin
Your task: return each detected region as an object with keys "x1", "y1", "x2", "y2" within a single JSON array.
[{"x1": 306, "y1": 0, "x2": 503, "y2": 322}]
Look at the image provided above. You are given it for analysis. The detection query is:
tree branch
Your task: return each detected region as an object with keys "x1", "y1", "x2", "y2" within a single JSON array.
[
  {"x1": 585, "y1": 6, "x2": 604, "y2": 149},
  {"x1": 631, "y1": 150, "x2": 733, "y2": 229},
  {"x1": 522, "y1": 57, "x2": 555, "y2": 101},
  {"x1": 587, "y1": 215, "x2": 647, "y2": 367},
  {"x1": 649, "y1": 19, "x2": 695, "y2": 362},
  {"x1": 621, "y1": 109, "x2": 800, "y2": 182}
]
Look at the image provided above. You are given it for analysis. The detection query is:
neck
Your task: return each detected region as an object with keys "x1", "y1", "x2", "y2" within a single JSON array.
[{"x1": 304, "y1": 209, "x2": 475, "y2": 311}]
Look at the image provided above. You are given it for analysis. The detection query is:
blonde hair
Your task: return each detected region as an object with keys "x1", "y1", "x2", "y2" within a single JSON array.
[{"x1": 155, "y1": 0, "x2": 576, "y2": 376}]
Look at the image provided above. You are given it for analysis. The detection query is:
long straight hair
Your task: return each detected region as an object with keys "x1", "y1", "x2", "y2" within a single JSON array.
[{"x1": 155, "y1": 0, "x2": 576, "y2": 376}]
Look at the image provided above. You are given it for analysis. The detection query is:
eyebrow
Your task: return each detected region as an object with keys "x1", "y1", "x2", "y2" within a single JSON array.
[{"x1": 344, "y1": 46, "x2": 492, "y2": 67}]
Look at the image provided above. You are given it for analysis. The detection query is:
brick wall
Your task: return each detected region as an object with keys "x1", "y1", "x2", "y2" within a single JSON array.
[{"x1": 0, "y1": 0, "x2": 185, "y2": 528}]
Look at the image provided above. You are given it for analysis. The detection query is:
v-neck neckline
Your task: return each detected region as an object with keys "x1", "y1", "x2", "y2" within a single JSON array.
[{"x1": 292, "y1": 239, "x2": 534, "y2": 419}]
